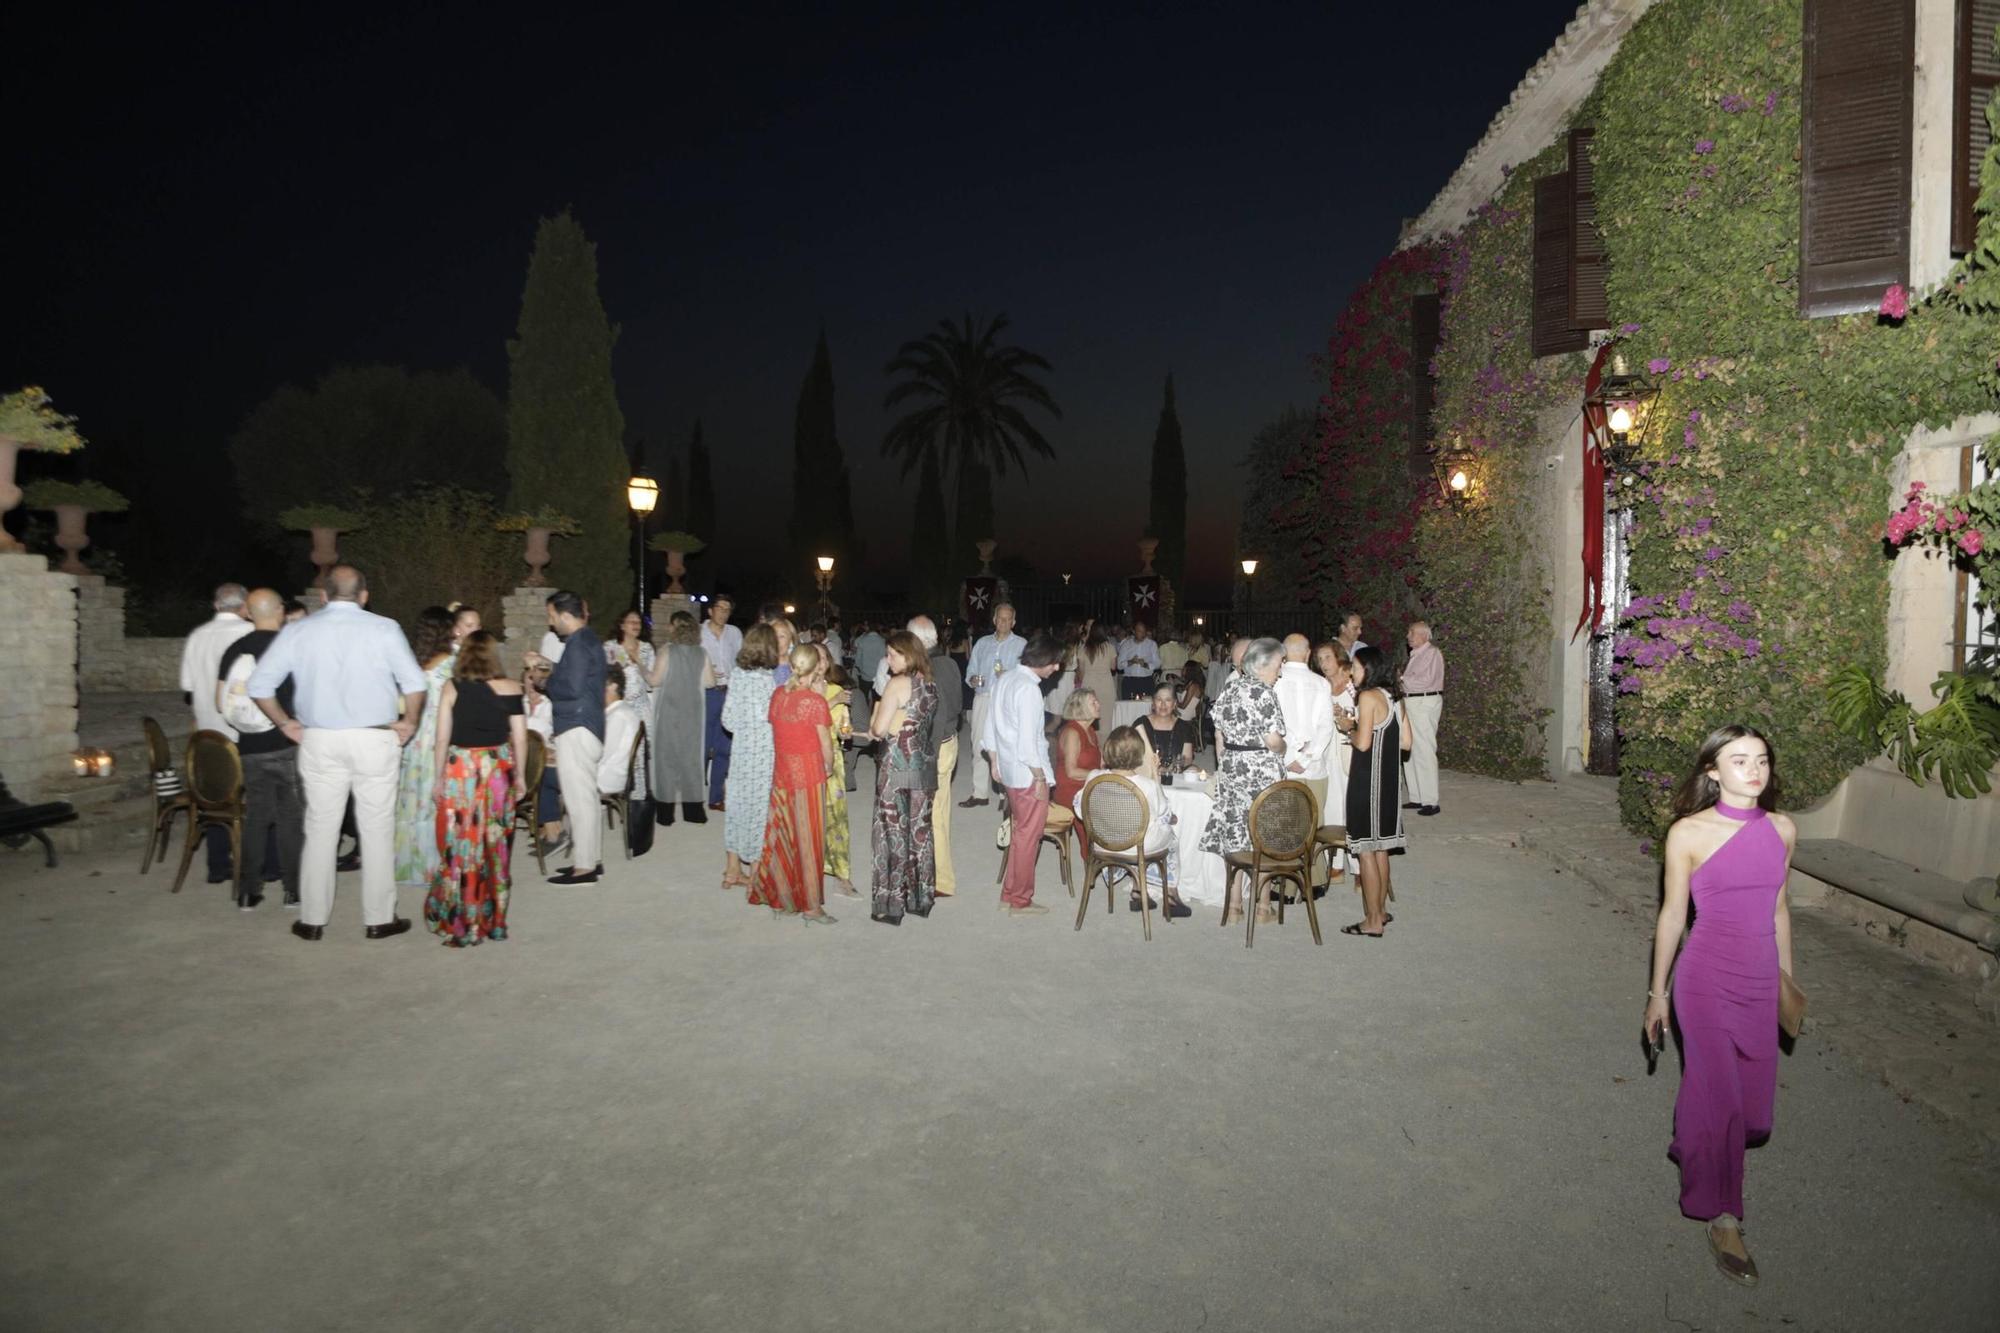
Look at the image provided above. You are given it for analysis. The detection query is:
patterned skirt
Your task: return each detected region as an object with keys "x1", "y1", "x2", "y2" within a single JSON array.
[
  {"x1": 823, "y1": 749, "x2": 851, "y2": 881},
  {"x1": 754, "y1": 785, "x2": 825, "y2": 915},
  {"x1": 424, "y1": 745, "x2": 515, "y2": 946},
  {"x1": 872, "y1": 783, "x2": 936, "y2": 922}
]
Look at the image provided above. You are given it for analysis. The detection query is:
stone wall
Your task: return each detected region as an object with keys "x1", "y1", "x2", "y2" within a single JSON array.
[
  {"x1": 0, "y1": 553, "x2": 79, "y2": 798},
  {"x1": 74, "y1": 573, "x2": 181, "y2": 692}
]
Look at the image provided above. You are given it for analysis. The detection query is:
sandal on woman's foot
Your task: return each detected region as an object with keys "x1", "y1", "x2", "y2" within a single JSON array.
[
  {"x1": 1165, "y1": 899, "x2": 1192, "y2": 919},
  {"x1": 1128, "y1": 893, "x2": 1159, "y2": 913},
  {"x1": 832, "y1": 879, "x2": 861, "y2": 897},
  {"x1": 870, "y1": 912, "x2": 903, "y2": 927},
  {"x1": 1707, "y1": 1225, "x2": 1758, "y2": 1287},
  {"x1": 803, "y1": 911, "x2": 838, "y2": 926},
  {"x1": 1340, "y1": 922, "x2": 1384, "y2": 938}
]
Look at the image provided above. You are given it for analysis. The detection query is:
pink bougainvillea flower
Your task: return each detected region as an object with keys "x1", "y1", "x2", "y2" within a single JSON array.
[
  {"x1": 1694, "y1": 138, "x2": 1715, "y2": 155},
  {"x1": 1720, "y1": 93, "x2": 1749, "y2": 113},
  {"x1": 1878, "y1": 283, "x2": 1909, "y2": 319},
  {"x1": 1647, "y1": 357, "x2": 1671, "y2": 374},
  {"x1": 1762, "y1": 90, "x2": 1779, "y2": 115},
  {"x1": 1959, "y1": 528, "x2": 1985, "y2": 556}
]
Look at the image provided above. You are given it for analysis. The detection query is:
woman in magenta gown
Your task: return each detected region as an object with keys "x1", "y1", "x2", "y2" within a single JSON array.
[{"x1": 1644, "y1": 724, "x2": 1797, "y2": 1289}]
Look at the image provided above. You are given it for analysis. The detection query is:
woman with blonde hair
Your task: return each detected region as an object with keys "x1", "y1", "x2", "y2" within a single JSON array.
[
  {"x1": 1051, "y1": 687, "x2": 1102, "y2": 817},
  {"x1": 425, "y1": 631, "x2": 527, "y2": 946},
  {"x1": 815, "y1": 646, "x2": 857, "y2": 897},
  {"x1": 753, "y1": 644, "x2": 838, "y2": 923},
  {"x1": 1074, "y1": 724, "x2": 1187, "y2": 918},
  {"x1": 720, "y1": 624, "x2": 782, "y2": 892}
]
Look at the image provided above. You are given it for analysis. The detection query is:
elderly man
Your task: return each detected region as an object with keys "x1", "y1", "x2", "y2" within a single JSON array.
[
  {"x1": 539, "y1": 591, "x2": 607, "y2": 882},
  {"x1": 180, "y1": 581, "x2": 252, "y2": 883},
  {"x1": 1118, "y1": 621, "x2": 1162, "y2": 699},
  {"x1": 216, "y1": 588, "x2": 301, "y2": 911},
  {"x1": 910, "y1": 616, "x2": 964, "y2": 896},
  {"x1": 962, "y1": 603, "x2": 1023, "y2": 808},
  {"x1": 1274, "y1": 633, "x2": 1337, "y2": 881},
  {"x1": 984, "y1": 633, "x2": 1065, "y2": 916},
  {"x1": 1401, "y1": 620, "x2": 1445, "y2": 816},
  {"x1": 248, "y1": 566, "x2": 426, "y2": 941}
]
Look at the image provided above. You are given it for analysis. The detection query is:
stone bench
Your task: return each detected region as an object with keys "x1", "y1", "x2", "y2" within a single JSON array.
[{"x1": 1790, "y1": 839, "x2": 2000, "y2": 957}]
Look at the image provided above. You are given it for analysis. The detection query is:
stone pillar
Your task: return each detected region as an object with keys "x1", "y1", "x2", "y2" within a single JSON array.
[
  {"x1": 650, "y1": 592, "x2": 696, "y2": 637},
  {"x1": 0, "y1": 553, "x2": 79, "y2": 797},
  {"x1": 500, "y1": 586, "x2": 549, "y2": 676},
  {"x1": 75, "y1": 573, "x2": 129, "y2": 692}
]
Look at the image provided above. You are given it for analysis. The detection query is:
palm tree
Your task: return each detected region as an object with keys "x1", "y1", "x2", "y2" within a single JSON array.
[{"x1": 882, "y1": 313, "x2": 1061, "y2": 572}]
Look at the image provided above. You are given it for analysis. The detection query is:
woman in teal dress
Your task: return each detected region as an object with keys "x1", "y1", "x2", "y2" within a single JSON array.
[{"x1": 395, "y1": 606, "x2": 457, "y2": 887}]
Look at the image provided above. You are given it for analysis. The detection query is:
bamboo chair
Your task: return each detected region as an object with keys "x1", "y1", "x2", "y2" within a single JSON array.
[
  {"x1": 170, "y1": 731, "x2": 245, "y2": 895},
  {"x1": 139, "y1": 716, "x2": 193, "y2": 876},
  {"x1": 1074, "y1": 773, "x2": 1172, "y2": 940},
  {"x1": 1224, "y1": 780, "x2": 1320, "y2": 947},
  {"x1": 508, "y1": 731, "x2": 550, "y2": 879},
  {"x1": 995, "y1": 802, "x2": 1076, "y2": 897}
]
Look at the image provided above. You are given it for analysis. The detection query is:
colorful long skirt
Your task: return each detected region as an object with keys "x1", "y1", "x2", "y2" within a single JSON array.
[
  {"x1": 872, "y1": 783, "x2": 936, "y2": 922},
  {"x1": 753, "y1": 785, "x2": 825, "y2": 915},
  {"x1": 823, "y1": 752, "x2": 852, "y2": 881},
  {"x1": 425, "y1": 744, "x2": 515, "y2": 947},
  {"x1": 393, "y1": 659, "x2": 452, "y2": 886}
]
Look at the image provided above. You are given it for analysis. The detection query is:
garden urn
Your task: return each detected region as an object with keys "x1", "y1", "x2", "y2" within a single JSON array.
[
  {"x1": 665, "y1": 548, "x2": 688, "y2": 594},
  {"x1": 52, "y1": 503, "x2": 89, "y2": 574},
  {"x1": 1137, "y1": 537, "x2": 1158, "y2": 574},
  {"x1": 308, "y1": 526, "x2": 340, "y2": 579},
  {"x1": 524, "y1": 526, "x2": 554, "y2": 585},
  {"x1": 976, "y1": 539, "x2": 996, "y2": 574},
  {"x1": 0, "y1": 439, "x2": 20, "y2": 553}
]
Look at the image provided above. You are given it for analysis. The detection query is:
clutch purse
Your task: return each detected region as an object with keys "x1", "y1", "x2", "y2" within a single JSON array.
[{"x1": 1778, "y1": 970, "x2": 1807, "y2": 1038}]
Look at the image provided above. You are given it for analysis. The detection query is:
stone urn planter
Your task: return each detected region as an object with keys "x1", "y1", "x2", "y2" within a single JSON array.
[
  {"x1": 498, "y1": 512, "x2": 580, "y2": 587},
  {"x1": 524, "y1": 527, "x2": 554, "y2": 585},
  {"x1": 278, "y1": 505, "x2": 366, "y2": 583},
  {"x1": 1137, "y1": 536, "x2": 1159, "y2": 574},
  {"x1": 647, "y1": 531, "x2": 707, "y2": 595},
  {"x1": 976, "y1": 538, "x2": 997, "y2": 574},
  {"x1": 0, "y1": 388, "x2": 89, "y2": 554},
  {"x1": 22, "y1": 479, "x2": 129, "y2": 575}
]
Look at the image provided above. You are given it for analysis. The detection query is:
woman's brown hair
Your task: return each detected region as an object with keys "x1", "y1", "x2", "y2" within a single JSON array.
[
  {"x1": 1670, "y1": 723, "x2": 1780, "y2": 818},
  {"x1": 736, "y1": 623, "x2": 781, "y2": 671},
  {"x1": 453, "y1": 630, "x2": 503, "y2": 682},
  {"x1": 885, "y1": 630, "x2": 933, "y2": 680},
  {"x1": 1101, "y1": 724, "x2": 1148, "y2": 773}
]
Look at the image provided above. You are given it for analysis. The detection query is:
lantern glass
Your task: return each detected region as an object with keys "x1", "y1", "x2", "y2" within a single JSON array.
[
  {"x1": 1449, "y1": 469, "x2": 1470, "y2": 493},
  {"x1": 1240, "y1": 558, "x2": 1259, "y2": 576},
  {"x1": 816, "y1": 555, "x2": 835, "y2": 573},
  {"x1": 784, "y1": 604, "x2": 796, "y2": 615},
  {"x1": 626, "y1": 475, "x2": 659, "y2": 516}
]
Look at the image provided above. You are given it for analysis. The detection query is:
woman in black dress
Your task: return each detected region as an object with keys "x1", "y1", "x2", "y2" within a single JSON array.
[
  {"x1": 1137, "y1": 682, "x2": 1196, "y2": 772},
  {"x1": 1336, "y1": 645, "x2": 1410, "y2": 938}
]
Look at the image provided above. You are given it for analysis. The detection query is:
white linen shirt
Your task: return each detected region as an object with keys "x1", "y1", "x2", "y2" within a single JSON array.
[
  {"x1": 966, "y1": 632, "x2": 1023, "y2": 696},
  {"x1": 180, "y1": 612, "x2": 253, "y2": 739},
  {"x1": 598, "y1": 699, "x2": 644, "y2": 794},
  {"x1": 982, "y1": 665, "x2": 1053, "y2": 789},
  {"x1": 1273, "y1": 660, "x2": 1336, "y2": 780},
  {"x1": 700, "y1": 622, "x2": 742, "y2": 686}
]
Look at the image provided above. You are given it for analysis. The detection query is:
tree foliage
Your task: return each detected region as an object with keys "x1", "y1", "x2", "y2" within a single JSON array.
[
  {"x1": 229, "y1": 365, "x2": 504, "y2": 521},
  {"x1": 907, "y1": 442, "x2": 952, "y2": 618},
  {"x1": 504, "y1": 209, "x2": 630, "y2": 614},
  {"x1": 340, "y1": 485, "x2": 523, "y2": 635},
  {"x1": 686, "y1": 419, "x2": 716, "y2": 545},
  {"x1": 789, "y1": 330, "x2": 861, "y2": 581},
  {"x1": 1235, "y1": 408, "x2": 1319, "y2": 621},
  {"x1": 1147, "y1": 374, "x2": 1188, "y2": 592},
  {"x1": 882, "y1": 313, "x2": 1060, "y2": 572}
]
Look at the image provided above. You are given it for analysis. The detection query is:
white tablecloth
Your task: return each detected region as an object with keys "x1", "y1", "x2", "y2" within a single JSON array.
[
  {"x1": 1162, "y1": 783, "x2": 1227, "y2": 906},
  {"x1": 1110, "y1": 700, "x2": 1151, "y2": 733}
]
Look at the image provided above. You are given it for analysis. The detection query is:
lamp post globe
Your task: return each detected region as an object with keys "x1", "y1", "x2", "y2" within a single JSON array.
[{"x1": 627, "y1": 472, "x2": 659, "y2": 625}]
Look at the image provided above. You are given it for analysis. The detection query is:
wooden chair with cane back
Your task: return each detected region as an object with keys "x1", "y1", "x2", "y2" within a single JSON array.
[
  {"x1": 1313, "y1": 823, "x2": 1348, "y2": 887},
  {"x1": 170, "y1": 730, "x2": 246, "y2": 895},
  {"x1": 1075, "y1": 773, "x2": 1172, "y2": 940},
  {"x1": 1224, "y1": 779, "x2": 1320, "y2": 947},
  {"x1": 599, "y1": 721, "x2": 647, "y2": 859},
  {"x1": 994, "y1": 801, "x2": 1076, "y2": 897},
  {"x1": 139, "y1": 716, "x2": 193, "y2": 875},
  {"x1": 508, "y1": 730, "x2": 550, "y2": 879}
]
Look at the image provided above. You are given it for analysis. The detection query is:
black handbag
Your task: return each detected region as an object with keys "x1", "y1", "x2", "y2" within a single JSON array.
[{"x1": 626, "y1": 731, "x2": 657, "y2": 858}]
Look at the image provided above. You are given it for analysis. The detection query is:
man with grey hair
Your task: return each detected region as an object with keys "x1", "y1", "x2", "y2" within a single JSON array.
[
  {"x1": 1401, "y1": 620, "x2": 1444, "y2": 816},
  {"x1": 180, "y1": 581, "x2": 253, "y2": 883},
  {"x1": 910, "y1": 615, "x2": 964, "y2": 895},
  {"x1": 1274, "y1": 632, "x2": 1336, "y2": 880},
  {"x1": 961, "y1": 602, "x2": 1021, "y2": 808}
]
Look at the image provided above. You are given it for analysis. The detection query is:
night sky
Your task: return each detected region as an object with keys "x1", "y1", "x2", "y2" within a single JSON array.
[{"x1": 7, "y1": 2, "x2": 1583, "y2": 606}]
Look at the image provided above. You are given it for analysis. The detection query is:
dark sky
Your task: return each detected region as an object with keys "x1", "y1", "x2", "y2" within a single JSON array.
[{"x1": 7, "y1": 2, "x2": 1581, "y2": 603}]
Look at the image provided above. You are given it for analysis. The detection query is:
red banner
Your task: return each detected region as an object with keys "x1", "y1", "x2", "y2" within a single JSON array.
[{"x1": 1572, "y1": 344, "x2": 1612, "y2": 642}]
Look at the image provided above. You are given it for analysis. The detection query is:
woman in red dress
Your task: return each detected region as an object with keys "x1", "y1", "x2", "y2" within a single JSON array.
[{"x1": 754, "y1": 644, "x2": 838, "y2": 924}]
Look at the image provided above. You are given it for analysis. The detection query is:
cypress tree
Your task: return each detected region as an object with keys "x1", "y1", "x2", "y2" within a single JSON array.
[
  {"x1": 662, "y1": 451, "x2": 685, "y2": 532},
  {"x1": 1147, "y1": 373, "x2": 1188, "y2": 590},
  {"x1": 789, "y1": 329, "x2": 859, "y2": 578},
  {"x1": 505, "y1": 209, "x2": 629, "y2": 614},
  {"x1": 686, "y1": 419, "x2": 717, "y2": 543},
  {"x1": 909, "y1": 443, "x2": 950, "y2": 616}
]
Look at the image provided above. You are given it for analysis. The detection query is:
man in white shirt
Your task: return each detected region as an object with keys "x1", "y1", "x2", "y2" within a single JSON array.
[
  {"x1": 1119, "y1": 622, "x2": 1162, "y2": 699},
  {"x1": 598, "y1": 674, "x2": 648, "y2": 798},
  {"x1": 1274, "y1": 634, "x2": 1337, "y2": 884},
  {"x1": 180, "y1": 581, "x2": 253, "y2": 883},
  {"x1": 983, "y1": 633, "x2": 1065, "y2": 915},
  {"x1": 1336, "y1": 610, "x2": 1368, "y2": 658},
  {"x1": 962, "y1": 603, "x2": 1023, "y2": 808},
  {"x1": 700, "y1": 597, "x2": 742, "y2": 810}
]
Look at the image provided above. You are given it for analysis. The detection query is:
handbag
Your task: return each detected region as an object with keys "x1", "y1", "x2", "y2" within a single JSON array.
[
  {"x1": 625, "y1": 731, "x2": 657, "y2": 858},
  {"x1": 1778, "y1": 970, "x2": 1807, "y2": 1038}
]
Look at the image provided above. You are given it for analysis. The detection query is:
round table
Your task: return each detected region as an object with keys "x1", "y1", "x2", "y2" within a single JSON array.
[
  {"x1": 1160, "y1": 782, "x2": 1227, "y2": 907},
  {"x1": 1109, "y1": 699, "x2": 1151, "y2": 733}
]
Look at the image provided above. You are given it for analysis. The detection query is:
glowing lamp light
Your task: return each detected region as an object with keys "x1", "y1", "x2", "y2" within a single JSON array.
[
  {"x1": 1449, "y1": 469, "x2": 1470, "y2": 494},
  {"x1": 1240, "y1": 558, "x2": 1259, "y2": 576},
  {"x1": 1606, "y1": 403, "x2": 1636, "y2": 438},
  {"x1": 626, "y1": 474, "x2": 659, "y2": 516},
  {"x1": 816, "y1": 555, "x2": 835, "y2": 573},
  {"x1": 784, "y1": 604, "x2": 796, "y2": 615},
  {"x1": 71, "y1": 748, "x2": 114, "y2": 777},
  {"x1": 1194, "y1": 616, "x2": 1205, "y2": 626}
]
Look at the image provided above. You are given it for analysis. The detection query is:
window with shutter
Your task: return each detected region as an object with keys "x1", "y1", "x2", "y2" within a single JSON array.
[
  {"x1": 1955, "y1": 0, "x2": 2000, "y2": 254},
  {"x1": 1569, "y1": 128, "x2": 1608, "y2": 328},
  {"x1": 1532, "y1": 172, "x2": 1589, "y2": 357},
  {"x1": 1800, "y1": 0, "x2": 1915, "y2": 316},
  {"x1": 1409, "y1": 292, "x2": 1441, "y2": 484}
]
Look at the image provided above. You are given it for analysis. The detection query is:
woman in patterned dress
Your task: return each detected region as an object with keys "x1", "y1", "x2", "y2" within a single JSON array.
[
  {"x1": 606, "y1": 609, "x2": 659, "y2": 716},
  {"x1": 394, "y1": 606, "x2": 457, "y2": 887},
  {"x1": 1200, "y1": 636, "x2": 1288, "y2": 927},
  {"x1": 753, "y1": 644, "x2": 838, "y2": 923},
  {"x1": 720, "y1": 624, "x2": 781, "y2": 893},
  {"x1": 424, "y1": 632, "x2": 526, "y2": 946},
  {"x1": 858, "y1": 631, "x2": 938, "y2": 926},
  {"x1": 1336, "y1": 644, "x2": 1411, "y2": 938},
  {"x1": 816, "y1": 646, "x2": 858, "y2": 897}
]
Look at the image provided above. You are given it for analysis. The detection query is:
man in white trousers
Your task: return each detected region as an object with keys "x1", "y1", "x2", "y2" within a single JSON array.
[
  {"x1": 248, "y1": 566, "x2": 426, "y2": 941},
  {"x1": 534, "y1": 590, "x2": 608, "y2": 883},
  {"x1": 960, "y1": 602, "x2": 1023, "y2": 809},
  {"x1": 1401, "y1": 620, "x2": 1445, "y2": 816},
  {"x1": 1274, "y1": 633, "x2": 1337, "y2": 884}
]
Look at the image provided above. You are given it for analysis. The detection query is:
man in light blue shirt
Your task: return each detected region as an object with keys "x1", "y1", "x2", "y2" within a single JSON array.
[
  {"x1": 1119, "y1": 622, "x2": 1162, "y2": 699},
  {"x1": 250, "y1": 565, "x2": 427, "y2": 942},
  {"x1": 852, "y1": 623, "x2": 887, "y2": 687},
  {"x1": 961, "y1": 603, "x2": 1023, "y2": 807}
]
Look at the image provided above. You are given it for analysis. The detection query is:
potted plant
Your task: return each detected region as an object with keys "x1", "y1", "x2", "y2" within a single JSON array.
[
  {"x1": 22, "y1": 479, "x2": 129, "y2": 574},
  {"x1": 646, "y1": 530, "x2": 706, "y2": 594},
  {"x1": 0, "y1": 388, "x2": 88, "y2": 554},
  {"x1": 278, "y1": 504, "x2": 368, "y2": 580},
  {"x1": 496, "y1": 510, "x2": 580, "y2": 586}
]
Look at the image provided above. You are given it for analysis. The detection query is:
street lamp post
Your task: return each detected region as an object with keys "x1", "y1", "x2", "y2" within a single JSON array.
[
  {"x1": 1240, "y1": 557, "x2": 1259, "y2": 637},
  {"x1": 815, "y1": 555, "x2": 835, "y2": 624},
  {"x1": 626, "y1": 472, "x2": 659, "y2": 624}
]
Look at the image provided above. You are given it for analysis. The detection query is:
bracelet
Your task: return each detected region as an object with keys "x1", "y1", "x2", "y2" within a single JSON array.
[{"x1": 1647, "y1": 989, "x2": 1669, "y2": 999}]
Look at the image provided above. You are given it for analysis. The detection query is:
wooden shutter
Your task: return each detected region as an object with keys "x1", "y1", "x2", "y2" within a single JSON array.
[
  {"x1": 1800, "y1": 0, "x2": 1915, "y2": 316},
  {"x1": 1955, "y1": 0, "x2": 2000, "y2": 254},
  {"x1": 1569, "y1": 128, "x2": 1608, "y2": 328},
  {"x1": 1532, "y1": 172, "x2": 1589, "y2": 357},
  {"x1": 1408, "y1": 292, "x2": 1442, "y2": 483}
]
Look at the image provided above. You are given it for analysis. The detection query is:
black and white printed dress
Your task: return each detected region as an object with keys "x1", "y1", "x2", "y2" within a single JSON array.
[
  {"x1": 1344, "y1": 688, "x2": 1407, "y2": 854},
  {"x1": 1198, "y1": 675, "x2": 1285, "y2": 855}
]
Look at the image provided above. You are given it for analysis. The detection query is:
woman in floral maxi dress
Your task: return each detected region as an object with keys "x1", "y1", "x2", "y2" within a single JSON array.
[
  {"x1": 816, "y1": 646, "x2": 857, "y2": 897},
  {"x1": 425, "y1": 632, "x2": 527, "y2": 946},
  {"x1": 720, "y1": 624, "x2": 782, "y2": 892},
  {"x1": 753, "y1": 645, "x2": 838, "y2": 923},
  {"x1": 861, "y1": 632, "x2": 939, "y2": 926},
  {"x1": 395, "y1": 607, "x2": 458, "y2": 886},
  {"x1": 1200, "y1": 637, "x2": 1288, "y2": 927}
]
